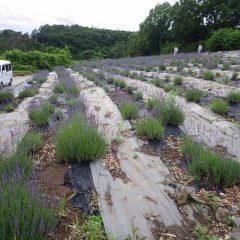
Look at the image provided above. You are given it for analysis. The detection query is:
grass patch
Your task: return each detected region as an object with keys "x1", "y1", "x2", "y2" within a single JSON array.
[
  {"x1": 49, "y1": 94, "x2": 58, "y2": 104},
  {"x1": 210, "y1": 99, "x2": 228, "y2": 115},
  {"x1": 4, "y1": 103, "x2": 14, "y2": 112},
  {"x1": 159, "y1": 64, "x2": 166, "y2": 71},
  {"x1": 231, "y1": 72, "x2": 238, "y2": 81},
  {"x1": 153, "y1": 97, "x2": 185, "y2": 126},
  {"x1": 67, "y1": 86, "x2": 80, "y2": 96},
  {"x1": 135, "y1": 118, "x2": 164, "y2": 140},
  {"x1": 152, "y1": 78, "x2": 164, "y2": 88},
  {"x1": 0, "y1": 92, "x2": 14, "y2": 104},
  {"x1": 119, "y1": 102, "x2": 138, "y2": 120},
  {"x1": 182, "y1": 135, "x2": 240, "y2": 187},
  {"x1": 41, "y1": 102, "x2": 55, "y2": 115},
  {"x1": 185, "y1": 89, "x2": 203, "y2": 103},
  {"x1": 18, "y1": 89, "x2": 38, "y2": 98},
  {"x1": 53, "y1": 84, "x2": 65, "y2": 94},
  {"x1": 114, "y1": 79, "x2": 127, "y2": 89},
  {"x1": 27, "y1": 80, "x2": 33, "y2": 84},
  {"x1": 29, "y1": 109, "x2": 49, "y2": 127},
  {"x1": 226, "y1": 91, "x2": 240, "y2": 104},
  {"x1": 126, "y1": 86, "x2": 133, "y2": 94},
  {"x1": 134, "y1": 91, "x2": 143, "y2": 100},
  {"x1": 106, "y1": 77, "x2": 114, "y2": 84},
  {"x1": 173, "y1": 76, "x2": 183, "y2": 86},
  {"x1": 203, "y1": 71, "x2": 214, "y2": 81},
  {"x1": 145, "y1": 98, "x2": 161, "y2": 110},
  {"x1": 222, "y1": 63, "x2": 230, "y2": 71},
  {"x1": 163, "y1": 84, "x2": 174, "y2": 92},
  {"x1": 56, "y1": 116, "x2": 106, "y2": 163}
]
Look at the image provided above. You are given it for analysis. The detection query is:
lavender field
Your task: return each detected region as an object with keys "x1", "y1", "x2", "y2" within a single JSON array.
[{"x1": 0, "y1": 51, "x2": 240, "y2": 240}]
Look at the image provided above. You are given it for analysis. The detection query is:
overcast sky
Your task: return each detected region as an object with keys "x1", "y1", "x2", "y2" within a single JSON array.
[{"x1": 0, "y1": 0, "x2": 177, "y2": 33}]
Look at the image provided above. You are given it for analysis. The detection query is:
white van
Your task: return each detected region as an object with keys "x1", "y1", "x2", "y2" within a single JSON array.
[{"x1": 0, "y1": 60, "x2": 13, "y2": 89}]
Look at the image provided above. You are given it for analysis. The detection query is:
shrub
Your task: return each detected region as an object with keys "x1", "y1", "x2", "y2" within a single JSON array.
[
  {"x1": 153, "y1": 97, "x2": 185, "y2": 126},
  {"x1": 66, "y1": 99, "x2": 83, "y2": 110},
  {"x1": 0, "y1": 92, "x2": 14, "y2": 104},
  {"x1": 126, "y1": 86, "x2": 133, "y2": 94},
  {"x1": 17, "y1": 132, "x2": 43, "y2": 156},
  {"x1": 210, "y1": 99, "x2": 228, "y2": 115},
  {"x1": 137, "y1": 74, "x2": 146, "y2": 81},
  {"x1": 67, "y1": 86, "x2": 80, "y2": 96},
  {"x1": 163, "y1": 84, "x2": 174, "y2": 92},
  {"x1": 203, "y1": 71, "x2": 214, "y2": 81},
  {"x1": 185, "y1": 89, "x2": 203, "y2": 103},
  {"x1": 27, "y1": 80, "x2": 33, "y2": 84},
  {"x1": 29, "y1": 109, "x2": 49, "y2": 127},
  {"x1": 18, "y1": 89, "x2": 37, "y2": 98},
  {"x1": 159, "y1": 64, "x2": 166, "y2": 71},
  {"x1": 114, "y1": 79, "x2": 126, "y2": 89},
  {"x1": 4, "y1": 103, "x2": 14, "y2": 112},
  {"x1": 152, "y1": 78, "x2": 164, "y2": 88},
  {"x1": 135, "y1": 118, "x2": 165, "y2": 140},
  {"x1": 222, "y1": 63, "x2": 230, "y2": 71},
  {"x1": 41, "y1": 102, "x2": 55, "y2": 115},
  {"x1": 53, "y1": 109, "x2": 64, "y2": 121},
  {"x1": 182, "y1": 135, "x2": 240, "y2": 187},
  {"x1": 226, "y1": 91, "x2": 240, "y2": 104},
  {"x1": 145, "y1": 98, "x2": 161, "y2": 110},
  {"x1": 174, "y1": 77, "x2": 183, "y2": 86},
  {"x1": 102, "y1": 85, "x2": 109, "y2": 92},
  {"x1": 56, "y1": 116, "x2": 106, "y2": 163},
  {"x1": 231, "y1": 72, "x2": 238, "y2": 81},
  {"x1": 53, "y1": 84, "x2": 65, "y2": 94},
  {"x1": 207, "y1": 28, "x2": 240, "y2": 52},
  {"x1": 35, "y1": 78, "x2": 47, "y2": 84},
  {"x1": 49, "y1": 94, "x2": 58, "y2": 104},
  {"x1": 97, "y1": 72, "x2": 105, "y2": 80},
  {"x1": 119, "y1": 102, "x2": 138, "y2": 120},
  {"x1": 134, "y1": 91, "x2": 143, "y2": 100},
  {"x1": 106, "y1": 77, "x2": 114, "y2": 84},
  {"x1": 0, "y1": 177, "x2": 57, "y2": 240}
]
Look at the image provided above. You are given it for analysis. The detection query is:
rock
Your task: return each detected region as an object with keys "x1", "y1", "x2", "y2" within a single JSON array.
[
  {"x1": 215, "y1": 207, "x2": 229, "y2": 222},
  {"x1": 233, "y1": 217, "x2": 240, "y2": 227},
  {"x1": 231, "y1": 227, "x2": 240, "y2": 240},
  {"x1": 174, "y1": 185, "x2": 189, "y2": 205}
]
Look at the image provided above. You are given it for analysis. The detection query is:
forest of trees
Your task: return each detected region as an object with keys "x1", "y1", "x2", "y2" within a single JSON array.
[
  {"x1": 128, "y1": 0, "x2": 240, "y2": 56},
  {"x1": 0, "y1": 0, "x2": 240, "y2": 62}
]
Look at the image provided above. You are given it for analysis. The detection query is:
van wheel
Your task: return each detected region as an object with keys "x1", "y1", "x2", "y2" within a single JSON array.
[{"x1": 9, "y1": 79, "x2": 12, "y2": 86}]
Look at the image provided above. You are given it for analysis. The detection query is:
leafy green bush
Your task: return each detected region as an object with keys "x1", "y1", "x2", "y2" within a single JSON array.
[
  {"x1": 18, "y1": 89, "x2": 37, "y2": 98},
  {"x1": 17, "y1": 132, "x2": 43, "y2": 156},
  {"x1": 185, "y1": 89, "x2": 203, "y2": 102},
  {"x1": 119, "y1": 102, "x2": 138, "y2": 120},
  {"x1": 159, "y1": 64, "x2": 166, "y2": 71},
  {"x1": 182, "y1": 135, "x2": 240, "y2": 187},
  {"x1": 153, "y1": 97, "x2": 185, "y2": 126},
  {"x1": 27, "y1": 80, "x2": 33, "y2": 84},
  {"x1": 53, "y1": 84, "x2": 65, "y2": 94},
  {"x1": 226, "y1": 91, "x2": 240, "y2": 104},
  {"x1": 207, "y1": 28, "x2": 240, "y2": 52},
  {"x1": 135, "y1": 118, "x2": 164, "y2": 140},
  {"x1": 210, "y1": 99, "x2": 228, "y2": 115},
  {"x1": 203, "y1": 71, "x2": 214, "y2": 81},
  {"x1": 0, "y1": 92, "x2": 14, "y2": 104},
  {"x1": 173, "y1": 77, "x2": 183, "y2": 86},
  {"x1": 56, "y1": 116, "x2": 106, "y2": 163},
  {"x1": 134, "y1": 91, "x2": 143, "y2": 100},
  {"x1": 29, "y1": 109, "x2": 49, "y2": 127},
  {"x1": 4, "y1": 103, "x2": 14, "y2": 112}
]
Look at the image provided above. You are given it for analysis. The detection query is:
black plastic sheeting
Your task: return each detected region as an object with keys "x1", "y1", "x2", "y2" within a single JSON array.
[{"x1": 64, "y1": 162, "x2": 95, "y2": 215}]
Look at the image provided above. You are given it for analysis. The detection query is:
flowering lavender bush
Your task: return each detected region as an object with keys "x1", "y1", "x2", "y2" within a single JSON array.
[{"x1": 0, "y1": 169, "x2": 57, "y2": 240}]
